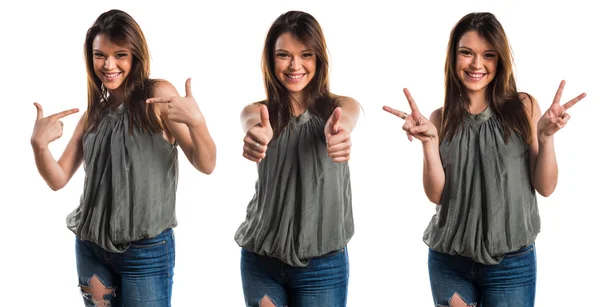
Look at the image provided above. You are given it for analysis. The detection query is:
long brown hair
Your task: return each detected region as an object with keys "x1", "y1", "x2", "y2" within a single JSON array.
[
  {"x1": 440, "y1": 12, "x2": 532, "y2": 144},
  {"x1": 83, "y1": 9, "x2": 162, "y2": 133},
  {"x1": 261, "y1": 10, "x2": 337, "y2": 137}
]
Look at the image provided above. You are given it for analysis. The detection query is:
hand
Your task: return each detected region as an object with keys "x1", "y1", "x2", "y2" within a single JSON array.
[
  {"x1": 31, "y1": 102, "x2": 79, "y2": 150},
  {"x1": 383, "y1": 88, "x2": 438, "y2": 144},
  {"x1": 243, "y1": 104, "x2": 273, "y2": 163},
  {"x1": 324, "y1": 107, "x2": 351, "y2": 162},
  {"x1": 146, "y1": 78, "x2": 204, "y2": 127},
  {"x1": 537, "y1": 80, "x2": 586, "y2": 141}
]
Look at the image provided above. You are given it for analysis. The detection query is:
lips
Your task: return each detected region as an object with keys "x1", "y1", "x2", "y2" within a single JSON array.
[
  {"x1": 465, "y1": 71, "x2": 485, "y2": 81},
  {"x1": 285, "y1": 73, "x2": 306, "y2": 83},
  {"x1": 102, "y1": 72, "x2": 122, "y2": 81}
]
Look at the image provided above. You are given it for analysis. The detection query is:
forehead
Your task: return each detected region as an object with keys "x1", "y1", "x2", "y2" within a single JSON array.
[
  {"x1": 458, "y1": 30, "x2": 494, "y2": 51},
  {"x1": 93, "y1": 34, "x2": 129, "y2": 51},
  {"x1": 274, "y1": 32, "x2": 309, "y2": 51}
]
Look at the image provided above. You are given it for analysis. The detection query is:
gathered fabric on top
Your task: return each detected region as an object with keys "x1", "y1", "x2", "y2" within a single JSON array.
[
  {"x1": 67, "y1": 102, "x2": 179, "y2": 253},
  {"x1": 423, "y1": 107, "x2": 540, "y2": 265},
  {"x1": 235, "y1": 110, "x2": 353, "y2": 267}
]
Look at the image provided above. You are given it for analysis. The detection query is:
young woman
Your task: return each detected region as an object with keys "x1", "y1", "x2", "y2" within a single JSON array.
[
  {"x1": 234, "y1": 10, "x2": 361, "y2": 307},
  {"x1": 383, "y1": 12, "x2": 585, "y2": 307},
  {"x1": 30, "y1": 9, "x2": 216, "y2": 306}
]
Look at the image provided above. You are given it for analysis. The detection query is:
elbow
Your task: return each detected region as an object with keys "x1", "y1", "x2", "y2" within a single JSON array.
[
  {"x1": 196, "y1": 157, "x2": 216, "y2": 175},
  {"x1": 536, "y1": 186, "x2": 555, "y2": 198},
  {"x1": 427, "y1": 195, "x2": 441, "y2": 205},
  {"x1": 533, "y1": 180, "x2": 557, "y2": 198},
  {"x1": 48, "y1": 182, "x2": 65, "y2": 191}
]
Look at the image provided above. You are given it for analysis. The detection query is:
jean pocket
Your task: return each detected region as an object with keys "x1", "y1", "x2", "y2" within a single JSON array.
[
  {"x1": 503, "y1": 244, "x2": 534, "y2": 259},
  {"x1": 129, "y1": 238, "x2": 167, "y2": 249}
]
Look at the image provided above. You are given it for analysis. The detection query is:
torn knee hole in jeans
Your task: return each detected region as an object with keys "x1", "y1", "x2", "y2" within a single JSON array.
[
  {"x1": 80, "y1": 275, "x2": 116, "y2": 306},
  {"x1": 257, "y1": 295, "x2": 278, "y2": 307},
  {"x1": 436, "y1": 292, "x2": 476, "y2": 307}
]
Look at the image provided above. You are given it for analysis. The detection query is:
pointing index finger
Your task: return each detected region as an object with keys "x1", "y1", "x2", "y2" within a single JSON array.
[
  {"x1": 49, "y1": 108, "x2": 80, "y2": 119},
  {"x1": 146, "y1": 97, "x2": 172, "y2": 104}
]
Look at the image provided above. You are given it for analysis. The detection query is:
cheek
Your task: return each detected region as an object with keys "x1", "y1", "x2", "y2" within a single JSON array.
[{"x1": 274, "y1": 59, "x2": 288, "y2": 73}]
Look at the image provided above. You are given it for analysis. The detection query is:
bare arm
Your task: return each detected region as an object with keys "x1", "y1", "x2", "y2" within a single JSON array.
[
  {"x1": 524, "y1": 82, "x2": 586, "y2": 197},
  {"x1": 382, "y1": 89, "x2": 445, "y2": 204},
  {"x1": 148, "y1": 79, "x2": 217, "y2": 175},
  {"x1": 31, "y1": 103, "x2": 84, "y2": 191},
  {"x1": 240, "y1": 102, "x2": 263, "y2": 134},
  {"x1": 421, "y1": 108, "x2": 445, "y2": 204},
  {"x1": 335, "y1": 96, "x2": 361, "y2": 133}
]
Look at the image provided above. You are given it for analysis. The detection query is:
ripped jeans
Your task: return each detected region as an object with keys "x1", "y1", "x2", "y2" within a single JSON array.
[
  {"x1": 428, "y1": 243, "x2": 536, "y2": 307},
  {"x1": 75, "y1": 228, "x2": 175, "y2": 307},
  {"x1": 240, "y1": 247, "x2": 349, "y2": 307}
]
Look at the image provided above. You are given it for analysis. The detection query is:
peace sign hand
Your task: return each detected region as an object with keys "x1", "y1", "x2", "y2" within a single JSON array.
[
  {"x1": 31, "y1": 102, "x2": 79, "y2": 149},
  {"x1": 537, "y1": 80, "x2": 586, "y2": 139},
  {"x1": 146, "y1": 78, "x2": 204, "y2": 127},
  {"x1": 383, "y1": 88, "x2": 438, "y2": 144}
]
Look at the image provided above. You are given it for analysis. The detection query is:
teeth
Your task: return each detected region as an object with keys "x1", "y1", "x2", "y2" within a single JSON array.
[
  {"x1": 104, "y1": 72, "x2": 120, "y2": 78},
  {"x1": 467, "y1": 72, "x2": 483, "y2": 78},
  {"x1": 287, "y1": 74, "x2": 303, "y2": 79}
]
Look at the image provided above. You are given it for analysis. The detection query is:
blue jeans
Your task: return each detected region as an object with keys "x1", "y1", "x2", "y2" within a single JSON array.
[
  {"x1": 75, "y1": 228, "x2": 175, "y2": 307},
  {"x1": 240, "y1": 247, "x2": 349, "y2": 307},
  {"x1": 428, "y1": 243, "x2": 536, "y2": 307}
]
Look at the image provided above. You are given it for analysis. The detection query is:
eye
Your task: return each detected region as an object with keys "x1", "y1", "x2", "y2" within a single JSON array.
[
  {"x1": 484, "y1": 53, "x2": 497, "y2": 59},
  {"x1": 459, "y1": 50, "x2": 472, "y2": 56},
  {"x1": 301, "y1": 52, "x2": 314, "y2": 58},
  {"x1": 93, "y1": 52, "x2": 105, "y2": 58},
  {"x1": 276, "y1": 53, "x2": 290, "y2": 59},
  {"x1": 116, "y1": 53, "x2": 129, "y2": 59}
]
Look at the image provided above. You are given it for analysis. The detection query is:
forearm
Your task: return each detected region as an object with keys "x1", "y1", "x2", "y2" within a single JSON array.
[
  {"x1": 533, "y1": 136, "x2": 558, "y2": 197},
  {"x1": 32, "y1": 145, "x2": 68, "y2": 191},
  {"x1": 188, "y1": 120, "x2": 217, "y2": 174},
  {"x1": 422, "y1": 141, "x2": 445, "y2": 204}
]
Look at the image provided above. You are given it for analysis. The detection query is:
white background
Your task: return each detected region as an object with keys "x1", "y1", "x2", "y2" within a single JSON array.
[{"x1": 1, "y1": 0, "x2": 598, "y2": 306}]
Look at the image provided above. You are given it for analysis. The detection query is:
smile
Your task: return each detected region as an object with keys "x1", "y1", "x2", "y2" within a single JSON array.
[
  {"x1": 465, "y1": 71, "x2": 486, "y2": 80},
  {"x1": 103, "y1": 72, "x2": 122, "y2": 80},
  {"x1": 285, "y1": 73, "x2": 306, "y2": 82}
]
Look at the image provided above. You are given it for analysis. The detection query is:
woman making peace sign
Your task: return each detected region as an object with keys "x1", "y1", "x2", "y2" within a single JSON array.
[{"x1": 384, "y1": 12, "x2": 585, "y2": 307}]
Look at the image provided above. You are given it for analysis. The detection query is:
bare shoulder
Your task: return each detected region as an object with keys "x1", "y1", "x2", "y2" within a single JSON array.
[
  {"x1": 518, "y1": 92, "x2": 540, "y2": 117},
  {"x1": 151, "y1": 79, "x2": 178, "y2": 97},
  {"x1": 332, "y1": 95, "x2": 361, "y2": 114},
  {"x1": 241, "y1": 100, "x2": 265, "y2": 116},
  {"x1": 430, "y1": 107, "x2": 443, "y2": 129}
]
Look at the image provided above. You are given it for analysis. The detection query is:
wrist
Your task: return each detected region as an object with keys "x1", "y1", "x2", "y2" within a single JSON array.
[{"x1": 537, "y1": 133, "x2": 554, "y2": 146}]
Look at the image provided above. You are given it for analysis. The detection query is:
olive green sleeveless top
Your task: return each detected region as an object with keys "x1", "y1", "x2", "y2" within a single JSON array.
[
  {"x1": 66, "y1": 103, "x2": 178, "y2": 253},
  {"x1": 235, "y1": 110, "x2": 354, "y2": 267},
  {"x1": 423, "y1": 107, "x2": 540, "y2": 265}
]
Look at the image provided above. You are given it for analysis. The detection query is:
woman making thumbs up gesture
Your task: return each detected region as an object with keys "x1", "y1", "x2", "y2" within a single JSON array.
[
  {"x1": 236, "y1": 10, "x2": 360, "y2": 307},
  {"x1": 30, "y1": 9, "x2": 216, "y2": 307},
  {"x1": 384, "y1": 12, "x2": 585, "y2": 307}
]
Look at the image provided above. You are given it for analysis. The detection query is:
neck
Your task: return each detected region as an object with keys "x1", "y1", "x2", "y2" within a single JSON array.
[
  {"x1": 107, "y1": 88, "x2": 126, "y2": 108},
  {"x1": 466, "y1": 90, "x2": 488, "y2": 114},
  {"x1": 290, "y1": 91, "x2": 307, "y2": 116}
]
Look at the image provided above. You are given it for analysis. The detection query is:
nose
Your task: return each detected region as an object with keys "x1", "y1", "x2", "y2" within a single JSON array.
[
  {"x1": 104, "y1": 56, "x2": 115, "y2": 70},
  {"x1": 289, "y1": 56, "x2": 301, "y2": 70},
  {"x1": 470, "y1": 55, "x2": 483, "y2": 69}
]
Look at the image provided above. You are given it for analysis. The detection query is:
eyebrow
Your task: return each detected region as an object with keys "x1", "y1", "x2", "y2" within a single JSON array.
[
  {"x1": 458, "y1": 46, "x2": 497, "y2": 53},
  {"x1": 275, "y1": 49, "x2": 314, "y2": 53},
  {"x1": 92, "y1": 49, "x2": 130, "y2": 53}
]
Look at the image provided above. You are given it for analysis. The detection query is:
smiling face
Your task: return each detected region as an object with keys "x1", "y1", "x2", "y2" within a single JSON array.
[
  {"x1": 455, "y1": 30, "x2": 498, "y2": 97},
  {"x1": 92, "y1": 34, "x2": 132, "y2": 100},
  {"x1": 273, "y1": 32, "x2": 316, "y2": 101}
]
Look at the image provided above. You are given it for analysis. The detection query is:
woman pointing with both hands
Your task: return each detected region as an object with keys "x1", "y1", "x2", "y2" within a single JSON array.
[{"x1": 30, "y1": 9, "x2": 215, "y2": 307}]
